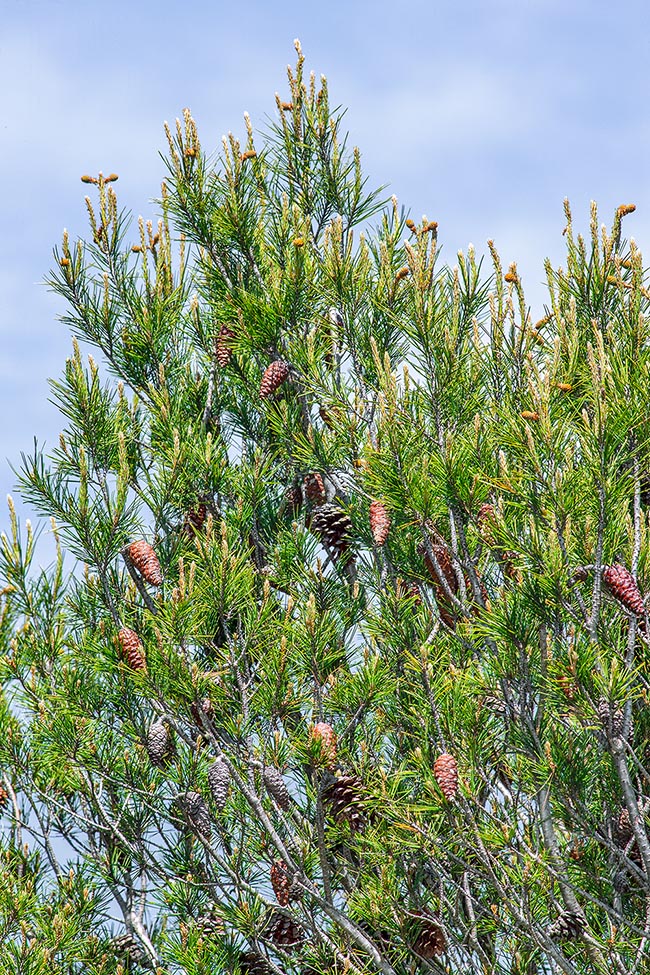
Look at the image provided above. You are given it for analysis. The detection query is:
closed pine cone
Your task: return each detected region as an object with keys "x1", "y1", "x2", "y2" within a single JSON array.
[
  {"x1": 369, "y1": 500, "x2": 391, "y2": 546},
  {"x1": 263, "y1": 766, "x2": 291, "y2": 810},
  {"x1": 145, "y1": 720, "x2": 171, "y2": 766},
  {"x1": 596, "y1": 697, "x2": 631, "y2": 741},
  {"x1": 433, "y1": 753, "x2": 458, "y2": 799},
  {"x1": 419, "y1": 541, "x2": 458, "y2": 627},
  {"x1": 125, "y1": 540, "x2": 162, "y2": 586},
  {"x1": 304, "y1": 472, "x2": 326, "y2": 504},
  {"x1": 177, "y1": 791, "x2": 211, "y2": 838},
  {"x1": 184, "y1": 503, "x2": 207, "y2": 537},
  {"x1": 270, "y1": 859, "x2": 301, "y2": 905},
  {"x1": 260, "y1": 360, "x2": 289, "y2": 398},
  {"x1": 309, "y1": 502, "x2": 353, "y2": 557},
  {"x1": 308, "y1": 722, "x2": 337, "y2": 768},
  {"x1": 208, "y1": 758, "x2": 231, "y2": 812},
  {"x1": 117, "y1": 628, "x2": 146, "y2": 671},
  {"x1": 603, "y1": 564, "x2": 645, "y2": 617},
  {"x1": 216, "y1": 324, "x2": 235, "y2": 367},
  {"x1": 405, "y1": 911, "x2": 447, "y2": 959},
  {"x1": 322, "y1": 772, "x2": 366, "y2": 833}
]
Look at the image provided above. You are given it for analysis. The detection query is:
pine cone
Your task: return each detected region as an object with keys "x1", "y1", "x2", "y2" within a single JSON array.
[
  {"x1": 176, "y1": 791, "x2": 211, "y2": 838},
  {"x1": 110, "y1": 932, "x2": 148, "y2": 964},
  {"x1": 309, "y1": 502, "x2": 353, "y2": 557},
  {"x1": 304, "y1": 472, "x2": 326, "y2": 504},
  {"x1": 405, "y1": 911, "x2": 447, "y2": 959},
  {"x1": 125, "y1": 540, "x2": 163, "y2": 586},
  {"x1": 208, "y1": 758, "x2": 231, "y2": 812},
  {"x1": 190, "y1": 697, "x2": 214, "y2": 726},
  {"x1": 369, "y1": 500, "x2": 391, "y2": 546},
  {"x1": 145, "y1": 720, "x2": 171, "y2": 766},
  {"x1": 397, "y1": 578, "x2": 422, "y2": 604},
  {"x1": 238, "y1": 951, "x2": 273, "y2": 975},
  {"x1": 603, "y1": 563, "x2": 645, "y2": 617},
  {"x1": 433, "y1": 753, "x2": 458, "y2": 799},
  {"x1": 419, "y1": 541, "x2": 458, "y2": 627},
  {"x1": 0, "y1": 785, "x2": 8, "y2": 809},
  {"x1": 547, "y1": 910, "x2": 585, "y2": 941},
  {"x1": 476, "y1": 503, "x2": 519, "y2": 580},
  {"x1": 117, "y1": 628, "x2": 146, "y2": 671},
  {"x1": 308, "y1": 722, "x2": 337, "y2": 768},
  {"x1": 184, "y1": 503, "x2": 207, "y2": 537},
  {"x1": 322, "y1": 772, "x2": 366, "y2": 833},
  {"x1": 195, "y1": 904, "x2": 223, "y2": 937},
  {"x1": 216, "y1": 324, "x2": 235, "y2": 367},
  {"x1": 284, "y1": 483, "x2": 303, "y2": 515},
  {"x1": 265, "y1": 911, "x2": 303, "y2": 950},
  {"x1": 270, "y1": 859, "x2": 301, "y2": 905},
  {"x1": 263, "y1": 766, "x2": 291, "y2": 810},
  {"x1": 260, "y1": 359, "x2": 290, "y2": 398},
  {"x1": 596, "y1": 697, "x2": 631, "y2": 741}
]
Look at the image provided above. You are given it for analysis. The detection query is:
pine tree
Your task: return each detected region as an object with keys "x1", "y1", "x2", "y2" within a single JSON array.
[{"x1": 2, "y1": 39, "x2": 650, "y2": 975}]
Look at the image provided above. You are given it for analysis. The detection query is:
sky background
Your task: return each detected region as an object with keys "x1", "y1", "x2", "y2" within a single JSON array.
[{"x1": 1, "y1": 0, "x2": 649, "y2": 563}]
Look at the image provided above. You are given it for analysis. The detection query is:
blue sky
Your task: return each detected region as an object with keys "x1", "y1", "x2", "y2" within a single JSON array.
[{"x1": 1, "y1": 0, "x2": 648, "y2": 556}]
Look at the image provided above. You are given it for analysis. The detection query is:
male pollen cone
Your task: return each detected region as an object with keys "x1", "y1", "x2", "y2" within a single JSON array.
[
  {"x1": 433, "y1": 753, "x2": 458, "y2": 799},
  {"x1": 260, "y1": 360, "x2": 289, "y2": 398},
  {"x1": 126, "y1": 540, "x2": 162, "y2": 586},
  {"x1": 603, "y1": 563, "x2": 646, "y2": 619},
  {"x1": 369, "y1": 500, "x2": 391, "y2": 546}
]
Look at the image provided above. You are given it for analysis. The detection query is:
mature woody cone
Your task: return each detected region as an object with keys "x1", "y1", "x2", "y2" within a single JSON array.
[
  {"x1": 145, "y1": 720, "x2": 171, "y2": 766},
  {"x1": 111, "y1": 933, "x2": 147, "y2": 965},
  {"x1": 260, "y1": 359, "x2": 289, "y2": 398},
  {"x1": 117, "y1": 628, "x2": 146, "y2": 671},
  {"x1": 208, "y1": 758, "x2": 231, "y2": 812},
  {"x1": 308, "y1": 722, "x2": 337, "y2": 768},
  {"x1": 309, "y1": 502, "x2": 353, "y2": 557},
  {"x1": 270, "y1": 859, "x2": 301, "y2": 906},
  {"x1": 195, "y1": 904, "x2": 223, "y2": 937},
  {"x1": 184, "y1": 503, "x2": 207, "y2": 537},
  {"x1": 419, "y1": 541, "x2": 458, "y2": 627},
  {"x1": 284, "y1": 483, "x2": 303, "y2": 515},
  {"x1": 265, "y1": 911, "x2": 303, "y2": 950},
  {"x1": 238, "y1": 951, "x2": 272, "y2": 975},
  {"x1": 596, "y1": 697, "x2": 632, "y2": 741},
  {"x1": 177, "y1": 790, "x2": 211, "y2": 838},
  {"x1": 322, "y1": 772, "x2": 366, "y2": 833},
  {"x1": 263, "y1": 766, "x2": 291, "y2": 810},
  {"x1": 216, "y1": 324, "x2": 235, "y2": 367},
  {"x1": 547, "y1": 910, "x2": 585, "y2": 941},
  {"x1": 125, "y1": 540, "x2": 163, "y2": 586},
  {"x1": 369, "y1": 500, "x2": 391, "y2": 546},
  {"x1": 433, "y1": 753, "x2": 458, "y2": 799},
  {"x1": 0, "y1": 784, "x2": 8, "y2": 809},
  {"x1": 405, "y1": 911, "x2": 447, "y2": 959},
  {"x1": 603, "y1": 563, "x2": 646, "y2": 618}
]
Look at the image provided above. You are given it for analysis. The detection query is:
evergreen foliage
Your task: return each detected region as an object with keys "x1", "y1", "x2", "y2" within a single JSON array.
[{"x1": 2, "y1": 40, "x2": 650, "y2": 974}]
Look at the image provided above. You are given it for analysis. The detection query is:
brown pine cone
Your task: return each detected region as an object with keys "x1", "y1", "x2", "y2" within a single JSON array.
[
  {"x1": 405, "y1": 911, "x2": 447, "y2": 959},
  {"x1": 322, "y1": 772, "x2": 366, "y2": 833},
  {"x1": 145, "y1": 720, "x2": 171, "y2": 766},
  {"x1": 216, "y1": 324, "x2": 235, "y2": 367},
  {"x1": 547, "y1": 910, "x2": 585, "y2": 941},
  {"x1": 270, "y1": 859, "x2": 301, "y2": 905},
  {"x1": 260, "y1": 360, "x2": 290, "y2": 398},
  {"x1": 596, "y1": 697, "x2": 631, "y2": 741},
  {"x1": 603, "y1": 563, "x2": 646, "y2": 617},
  {"x1": 208, "y1": 759, "x2": 231, "y2": 812},
  {"x1": 0, "y1": 785, "x2": 8, "y2": 809},
  {"x1": 369, "y1": 500, "x2": 391, "y2": 546},
  {"x1": 184, "y1": 503, "x2": 207, "y2": 537},
  {"x1": 263, "y1": 766, "x2": 291, "y2": 810},
  {"x1": 125, "y1": 540, "x2": 163, "y2": 587},
  {"x1": 304, "y1": 472, "x2": 326, "y2": 504},
  {"x1": 238, "y1": 951, "x2": 273, "y2": 975},
  {"x1": 433, "y1": 753, "x2": 458, "y2": 799},
  {"x1": 265, "y1": 911, "x2": 303, "y2": 950},
  {"x1": 308, "y1": 722, "x2": 337, "y2": 768},
  {"x1": 176, "y1": 791, "x2": 211, "y2": 838},
  {"x1": 419, "y1": 541, "x2": 458, "y2": 627},
  {"x1": 309, "y1": 502, "x2": 353, "y2": 557},
  {"x1": 117, "y1": 628, "x2": 146, "y2": 671}
]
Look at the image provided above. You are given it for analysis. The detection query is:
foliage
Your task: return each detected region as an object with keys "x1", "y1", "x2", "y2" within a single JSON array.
[{"x1": 2, "y1": 40, "x2": 650, "y2": 975}]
